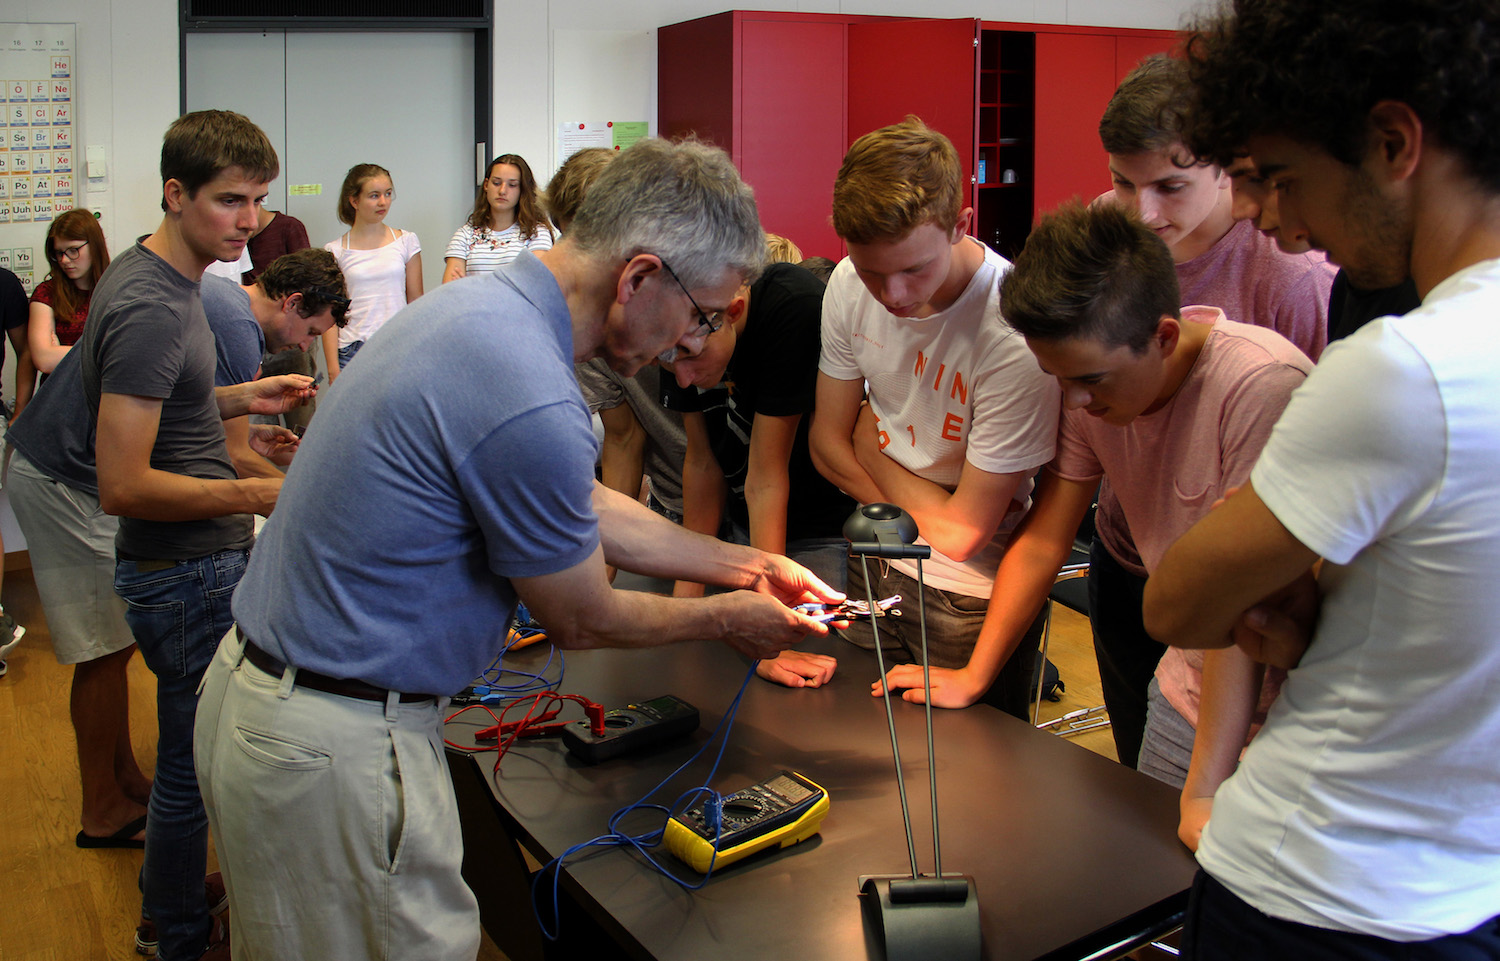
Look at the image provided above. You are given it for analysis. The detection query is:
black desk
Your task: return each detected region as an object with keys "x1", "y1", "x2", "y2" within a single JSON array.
[{"x1": 446, "y1": 634, "x2": 1195, "y2": 961}]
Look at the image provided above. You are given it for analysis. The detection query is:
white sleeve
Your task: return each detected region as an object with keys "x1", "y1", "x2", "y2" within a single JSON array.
[
  {"x1": 818, "y1": 259, "x2": 863, "y2": 380},
  {"x1": 1251, "y1": 323, "x2": 1443, "y2": 564},
  {"x1": 527, "y1": 225, "x2": 555, "y2": 252},
  {"x1": 963, "y1": 324, "x2": 1060, "y2": 475},
  {"x1": 444, "y1": 224, "x2": 471, "y2": 261}
]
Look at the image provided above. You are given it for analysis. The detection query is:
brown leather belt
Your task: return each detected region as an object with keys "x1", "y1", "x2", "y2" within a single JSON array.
[{"x1": 238, "y1": 630, "x2": 437, "y2": 704}]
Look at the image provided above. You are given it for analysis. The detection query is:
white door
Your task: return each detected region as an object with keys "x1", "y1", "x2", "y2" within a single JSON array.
[{"x1": 185, "y1": 30, "x2": 478, "y2": 294}]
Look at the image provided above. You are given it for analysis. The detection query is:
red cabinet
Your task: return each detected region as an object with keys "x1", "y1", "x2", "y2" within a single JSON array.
[
  {"x1": 659, "y1": 12, "x2": 1175, "y2": 260},
  {"x1": 660, "y1": 11, "x2": 851, "y2": 259}
]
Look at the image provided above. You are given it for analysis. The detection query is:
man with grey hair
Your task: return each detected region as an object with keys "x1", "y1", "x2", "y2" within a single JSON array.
[{"x1": 194, "y1": 138, "x2": 841, "y2": 959}]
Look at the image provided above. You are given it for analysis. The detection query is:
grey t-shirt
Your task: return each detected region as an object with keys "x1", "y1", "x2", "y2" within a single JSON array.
[
  {"x1": 8, "y1": 345, "x2": 99, "y2": 495},
  {"x1": 79, "y1": 242, "x2": 252, "y2": 559},
  {"x1": 574, "y1": 360, "x2": 686, "y2": 516}
]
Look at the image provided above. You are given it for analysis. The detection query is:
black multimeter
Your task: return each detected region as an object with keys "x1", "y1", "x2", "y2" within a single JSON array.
[
  {"x1": 561, "y1": 694, "x2": 700, "y2": 764},
  {"x1": 664, "y1": 770, "x2": 830, "y2": 873}
]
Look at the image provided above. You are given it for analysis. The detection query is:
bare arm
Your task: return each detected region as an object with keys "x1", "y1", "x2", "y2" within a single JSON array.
[
  {"x1": 674, "y1": 410, "x2": 728, "y2": 598},
  {"x1": 405, "y1": 251, "x2": 424, "y2": 302},
  {"x1": 746, "y1": 410, "x2": 841, "y2": 690},
  {"x1": 1178, "y1": 646, "x2": 1264, "y2": 851},
  {"x1": 8, "y1": 322, "x2": 34, "y2": 418},
  {"x1": 1144, "y1": 482, "x2": 1319, "y2": 658},
  {"x1": 96, "y1": 393, "x2": 280, "y2": 519},
  {"x1": 876, "y1": 470, "x2": 1092, "y2": 707},
  {"x1": 808, "y1": 373, "x2": 883, "y2": 505},
  {"x1": 222, "y1": 415, "x2": 284, "y2": 479},
  {"x1": 214, "y1": 374, "x2": 316, "y2": 420},
  {"x1": 321, "y1": 326, "x2": 341, "y2": 383},
  {"x1": 590, "y1": 480, "x2": 842, "y2": 608},
  {"x1": 27, "y1": 301, "x2": 68, "y2": 374},
  {"x1": 515, "y1": 543, "x2": 822, "y2": 661},
  {"x1": 744, "y1": 412, "x2": 799, "y2": 556},
  {"x1": 852, "y1": 402, "x2": 1027, "y2": 562},
  {"x1": 441, "y1": 256, "x2": 466, "y2": 285},
  {"x1": 597, "y1": 402, "x2": 647, "y2": 502}
]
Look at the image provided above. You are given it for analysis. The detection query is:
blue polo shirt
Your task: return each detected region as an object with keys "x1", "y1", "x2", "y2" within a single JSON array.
[{"x1": 232, "y1": 254, "x2": 600, "y2": 693}]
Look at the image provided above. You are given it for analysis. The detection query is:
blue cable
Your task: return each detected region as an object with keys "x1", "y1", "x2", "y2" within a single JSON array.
[
  {"x1": 531, "y1": 660, "x2": 758, "y2": 940},
  {"x1": 472, "y1": 629, "x2": 565, "y2": 703}
]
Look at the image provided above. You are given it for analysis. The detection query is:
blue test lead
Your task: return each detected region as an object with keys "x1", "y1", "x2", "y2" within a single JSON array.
[{"x1": 530, "y1": 661, "x2": 759, "y2": 940}]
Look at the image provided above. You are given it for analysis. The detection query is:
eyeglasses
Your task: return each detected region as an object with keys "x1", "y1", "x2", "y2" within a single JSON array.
[
  {"x1": 306, "y1": 285, "x2": 351, "y2": 311},
  {"x1": 55, "y1": 242, "x2": 88, "y2": 262},
  {"x1": 304, "y1": 285, "x2": 352, "y2": 327},
  {"x1": 658, "y1": 258, "x2": 724, "y2": 336}
]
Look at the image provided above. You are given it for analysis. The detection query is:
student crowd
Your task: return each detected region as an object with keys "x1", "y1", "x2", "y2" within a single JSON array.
[{"x1": 1, "y1": 2, "x2": 1495, "y2": 959}]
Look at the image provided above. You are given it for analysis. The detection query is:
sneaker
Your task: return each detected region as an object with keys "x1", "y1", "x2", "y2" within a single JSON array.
[
  {"x1": 0, "y1": 613, "x2": 25, "y2": 679},
  {"x1": 134, "y1": 873, "x2": 229, "y2": 958},
  {"x1": 204, "y1": 872, "x2": 227, "y2": 917}
]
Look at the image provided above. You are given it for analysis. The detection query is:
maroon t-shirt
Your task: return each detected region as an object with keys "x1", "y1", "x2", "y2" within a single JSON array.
[
  {"x1": 244, "y1": 212, "x2": 312, "y2": 283},
  {"x1": 30, "y1": 279, "x2": 89, "y2": 345}
]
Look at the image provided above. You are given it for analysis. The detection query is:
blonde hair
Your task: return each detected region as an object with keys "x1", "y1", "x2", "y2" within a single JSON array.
[
  {"x1": 833, "y1": 116, "x2": 962, "y2": 244},
  {"x1": 764, "y1": 232, "x2": 803, "y2": 263},
  {"x1": 545, "y1": 148, "x2": 615, "y2": 233}
]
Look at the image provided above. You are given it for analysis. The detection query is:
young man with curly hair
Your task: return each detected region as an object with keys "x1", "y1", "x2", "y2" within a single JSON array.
[{"x1": 1144, "y1": 2, "x2": 1500, "y2": 956}]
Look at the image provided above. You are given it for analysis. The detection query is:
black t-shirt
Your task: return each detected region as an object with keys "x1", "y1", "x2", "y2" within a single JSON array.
[
  {"x1": 1327, "y1": 270, "x2": 1422, "y2": 343},
  {"x1": 662, "y1": 262, "x2": 854, "y2": 539},
  {"x1": 1, "y1": 268, "x2": 26, "y2": 367}
]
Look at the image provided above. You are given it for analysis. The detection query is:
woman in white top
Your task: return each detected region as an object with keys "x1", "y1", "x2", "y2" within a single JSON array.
[
  {"x1": 323, "y1": 163, "x2": 422, "y2": 381},
  {"x1": 441, "y1": 153, "x2": 554, "y2": 283}
]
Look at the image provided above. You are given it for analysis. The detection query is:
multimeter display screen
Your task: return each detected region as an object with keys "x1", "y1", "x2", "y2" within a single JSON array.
[
  {"x1": 767, "y1": 774, "x2": 815, "y2": 804},
  {"x1": 639, "y1": 696, "x2": 681, "y2": 716}
]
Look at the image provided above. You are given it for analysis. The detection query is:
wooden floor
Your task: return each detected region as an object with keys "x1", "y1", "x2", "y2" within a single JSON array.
[{"x1": 0, "y1": 567, "x2": 1121, "y2": 961}]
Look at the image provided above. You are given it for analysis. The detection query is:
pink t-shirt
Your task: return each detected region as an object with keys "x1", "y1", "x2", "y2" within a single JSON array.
[
  {"x1": 1049, "y1": 309, "x2": 1312, "y2": 729},
  {"x1": 1097, "y1": 216, "x2": 1336, "y2": 575}
]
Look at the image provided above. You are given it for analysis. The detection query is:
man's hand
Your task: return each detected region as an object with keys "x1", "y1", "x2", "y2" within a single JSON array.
[
  {"x1": 1233, "y1": 568, "x2": 1320, "y2": 669},
  {"x1": 248, "y1": 424, "x2": 300, "y2": 467},
  {"x1": 872, "y1": 663, "x2": 985, "y2": 708},
  {"x1": 742, "y1": 552, "x2": 845, "y2": 608},
  {"x1": 248, "y1": 374, "x2": 317, "y2": 415},
  {"x1": 1179, "y1": 794, "x2": 1214, "y2": 852},
  {"x1": 715, "y1": 591, "x2": 832, "y2": 660},
  {"x1": 757, "y1": 649, "x2": 838, "y2": 688}
]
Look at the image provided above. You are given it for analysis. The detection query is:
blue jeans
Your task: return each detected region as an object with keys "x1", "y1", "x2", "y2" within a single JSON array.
[
  {"x1": 337, "y1": 339, "x2": 363, "y2": 369},
  {"x1": 1182, "y1": 870, "x2": 1500, "y2": 960},
  {"x1": 840, "y1": 559, "x2": 1044, "y2": 721},
  {"x1": 116, "y1": 549, "x2": 248, "y2": 961}
]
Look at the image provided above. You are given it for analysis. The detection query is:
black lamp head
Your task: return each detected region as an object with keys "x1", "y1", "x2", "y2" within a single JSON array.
[{"x1": 843, "y1": 503, "x2": 930, "y2": 560}]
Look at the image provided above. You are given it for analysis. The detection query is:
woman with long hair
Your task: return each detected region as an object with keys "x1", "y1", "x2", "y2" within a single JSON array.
[
  {"x1": 322, "y1": 163, "x2": 422, "y2": 380},
  {"x1": 441, "y1": 153, "x2": 554, "y2": 283},
  {"x1": 29, "y1": 208, "x2": 109, "y2": 374}
]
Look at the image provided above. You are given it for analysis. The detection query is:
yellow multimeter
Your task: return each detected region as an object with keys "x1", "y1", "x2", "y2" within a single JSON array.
[{"x1": 664, "y1": 770, "x2": 829, "y2": 874}]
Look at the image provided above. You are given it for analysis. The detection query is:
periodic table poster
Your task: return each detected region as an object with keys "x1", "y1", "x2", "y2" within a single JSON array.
[{"x1": 0, "y1": 23, "x2": 75, "y2": 295}]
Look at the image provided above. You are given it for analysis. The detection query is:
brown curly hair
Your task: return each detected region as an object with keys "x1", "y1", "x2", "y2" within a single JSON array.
[{"x1": 1181, "y1": 0, "x2": 1500, "y2": 190}]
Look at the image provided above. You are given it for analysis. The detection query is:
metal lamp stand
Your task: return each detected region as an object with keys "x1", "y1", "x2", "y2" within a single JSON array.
[{"x1": 845, "y1": 504, "x2": 980, "y2": 961}]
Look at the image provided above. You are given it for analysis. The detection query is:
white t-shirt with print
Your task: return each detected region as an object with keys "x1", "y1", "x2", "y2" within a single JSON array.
[{"x1": 819, "y1": 239, "x2": 1059, "y2": 596}]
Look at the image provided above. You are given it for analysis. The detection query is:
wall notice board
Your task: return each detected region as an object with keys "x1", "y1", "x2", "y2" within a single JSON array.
[{"x1": 0, "y1": 22, "x2": 76, "y2": 295}]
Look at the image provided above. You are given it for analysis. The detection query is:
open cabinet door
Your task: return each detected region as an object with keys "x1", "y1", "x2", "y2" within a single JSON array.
[{"x1": 848, "y1": 18, "x2": 981, "y2": 220}]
